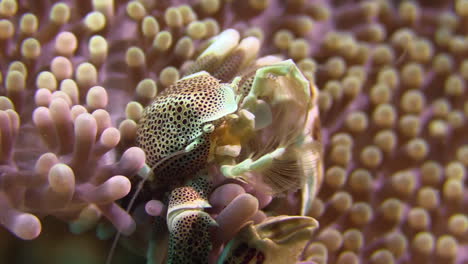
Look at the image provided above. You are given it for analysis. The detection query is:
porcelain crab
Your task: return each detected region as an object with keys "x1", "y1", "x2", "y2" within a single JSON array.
[{"x1": 112, "y1": 29, "x2": 323, "y2": 264}]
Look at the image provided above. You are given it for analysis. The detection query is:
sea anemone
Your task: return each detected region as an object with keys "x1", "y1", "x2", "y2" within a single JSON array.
[{"x1": 0, "y1": 0, "x2": 467, "y2": 264}]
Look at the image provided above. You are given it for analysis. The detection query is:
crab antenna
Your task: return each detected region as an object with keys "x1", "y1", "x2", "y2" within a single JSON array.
[{"x1": 105, "y1": 147, "x2": 193, "y2": 264}]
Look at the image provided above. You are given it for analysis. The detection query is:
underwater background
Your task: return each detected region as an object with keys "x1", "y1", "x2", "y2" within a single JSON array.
[{"x1": 0, "y1": 0, "x2": 467, "y2": 263}]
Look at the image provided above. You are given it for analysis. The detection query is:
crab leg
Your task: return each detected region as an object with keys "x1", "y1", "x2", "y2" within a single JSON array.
[
  {"x1": 220, "y1": 147, "x2": 286, "y2": 179},
  {"x1": 212, "y1": 36, "x2": 261, "y2": 82},
  {"x1": 185, "y1": 29, "x2": 240, "y2": 75}
]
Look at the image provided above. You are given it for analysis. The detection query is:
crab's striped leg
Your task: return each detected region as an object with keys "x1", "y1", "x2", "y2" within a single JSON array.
[
  {"x1": 185, "y1": 29, "x2": 240, "y2": 75},
  {"x1": 185, "y1": 29, "x2": 261, "y2": 83},
  {"x1": 166, "y1": 173, "x2": 217, "y2": 264}
]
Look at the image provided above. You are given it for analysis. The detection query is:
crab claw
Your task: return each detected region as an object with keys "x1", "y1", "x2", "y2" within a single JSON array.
[
  {"x1": 166, "y1": 175, "x2": 217, "y2": 264},
  {"x1": 218, "y1": 215, "x2": 318, "y2": 264},
  {"x1": 167, "y1": 210, "x2": 217, "y2": 264}
]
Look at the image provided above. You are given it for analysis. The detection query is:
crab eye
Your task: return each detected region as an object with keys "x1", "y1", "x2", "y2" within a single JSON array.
[{"x1": 202, "y1": 123, "x2": 214, "y2": 133}]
